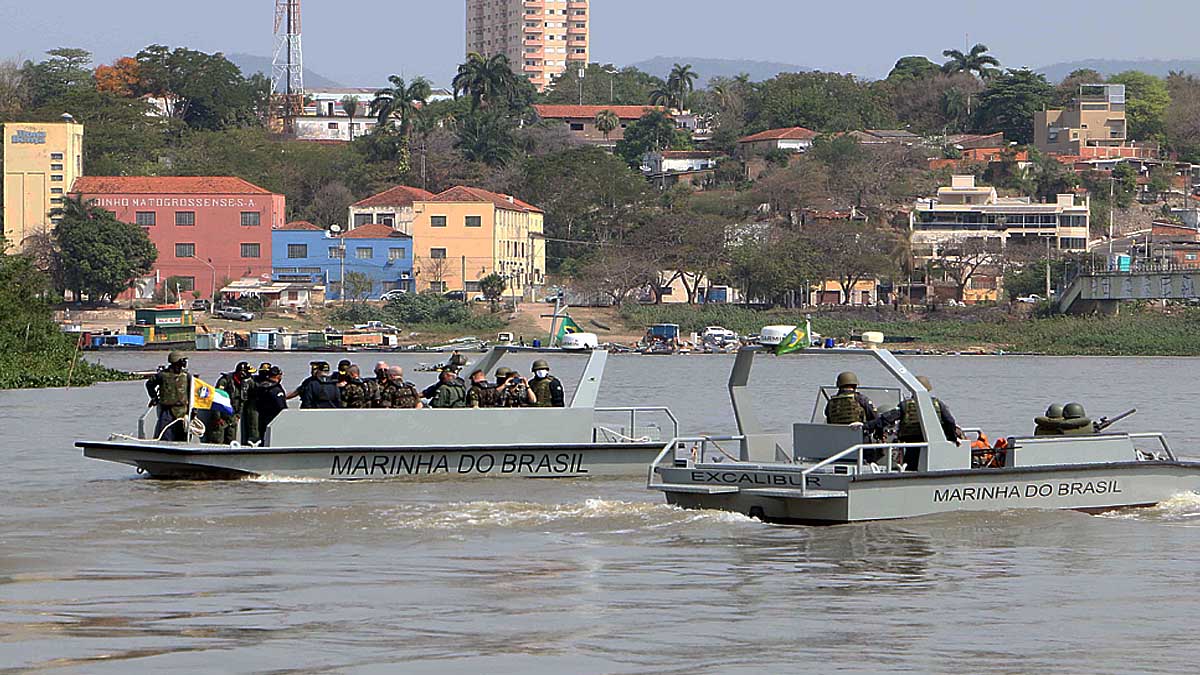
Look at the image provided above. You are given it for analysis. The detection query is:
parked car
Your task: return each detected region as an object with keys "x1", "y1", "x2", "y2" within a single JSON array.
[
  {"x1": 443, "y1": 290, "x2": 467, "y2": 301},
  {"x1": 380, "y1": 289, "x2": 408, "y2": 302},
  {"x1": 190, "y1": 299, "x2": 211, "y2": 312},
  {"x1": 214, "y1": 306, "x2": 254, "y2": 321},
  {"x1": 1016, "y1": 294, "x2": 1043, "y2": 304}
]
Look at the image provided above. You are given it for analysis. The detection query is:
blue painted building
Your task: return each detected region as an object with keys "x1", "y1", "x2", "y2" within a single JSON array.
[{"x1": 272, "y1": 221, "x2": 413, "y2": 300}]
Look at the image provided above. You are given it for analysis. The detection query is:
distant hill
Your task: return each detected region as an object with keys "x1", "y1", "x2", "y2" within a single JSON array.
[
  {"x1": 1038, "y1": 58, "x2": 1200, "y2": 83},
  {"x1": 226, "y1": 53, "x2": 344, "y2": 89},
  {"x1": 627, "y1": 56, "x2": 808, "y2": 85}
]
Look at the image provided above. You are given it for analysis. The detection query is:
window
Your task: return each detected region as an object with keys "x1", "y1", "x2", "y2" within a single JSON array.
[
  {"x1": 50, "y1": 187, "x2": 63, "y2": 194},
  {"x1": 1186, "y1": 253, "x2": 1198, "y2": 262},
  {"x1": 376, "y1": 213, "x2": 396, "y2": 226},
  {"x1": 327, "y1": 122, "x2": 339, "y2": 130},
  {"x1": 175, "y1": 211, "x2": 195, "y2": 226},
  {"x1": 241, "y1": 212, "x2": 261, "y2": 227},
  {"x1": 50, "y1": 163, "x2": 63, "y2": 171},
  {"x1": 465, "y1": 215, "x2": 482, "y2": 228},
  {"x1": 50, "y1": 152, "x2": 63, "y2": 160},
  {"x1": 355, "y1": 247, "x2": 373, "y2": 259},
  {"x1": 240, "y1": 243, "x2": 261, "y2": 258},
  {"x1": 431, "y1": 215, "x2": 447, "y2": 228},
  {"x1": 51, "y1": 175, "x2": 63, "y2": 182},
  {"x1": 429, "y1": 281, "x2": 447, "y2": 292},
  {"x1": 430, "y1": 247, "x2": 447, "y2": 259},
  {"x1": 173, "y1": 277, "x2": 195, "y2": 292},
  {"x1": 465, "y1": 281, "x2": 481, "y2": 292},
  {"x1": 329, "y1": 246, "x2": 345, "y2": 259},
  {"x1": 50, "y1": 197, "x2": 63, "y2": 204},
  {"x1": 388, "y1": 247, "x2": 406, "y2": 261},
  {"x1": 287, "y1": 243, "x2": 308, "y2": 259},
  {"x1": 175, "y1": 243, "x2": 196, "y2": 258},
  {"x1": 353, "y1": 213, "x2": 372, "y2": 227},
  {"x1": 135, "y1": 211, "x2": 156, "y2": 226}
]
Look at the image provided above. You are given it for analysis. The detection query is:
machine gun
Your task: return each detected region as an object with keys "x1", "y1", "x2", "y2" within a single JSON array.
[{"x1": 1095, "y1": 408, "x2": 1137, "y2": 432}]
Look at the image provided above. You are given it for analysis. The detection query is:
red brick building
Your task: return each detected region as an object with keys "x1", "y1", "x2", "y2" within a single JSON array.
[{"x1": 72, "y1": 177, "x2": 285, "y2": 298}]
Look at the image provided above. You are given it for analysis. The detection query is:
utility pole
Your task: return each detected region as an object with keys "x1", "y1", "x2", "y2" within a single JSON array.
[
  {"x1": 1108, "y1": 175, "x2": 1115, "y2": 259},
  {"x1": 1045, "y1": 235, "x2": 1052, "y2": 298}
]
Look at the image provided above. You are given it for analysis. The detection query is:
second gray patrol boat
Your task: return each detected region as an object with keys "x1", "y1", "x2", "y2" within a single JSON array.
[
  {"x1": 649, "y1": 344, "x2": 1200, "y2": 524},
  {"x1": 79, "y1": 348, "x2": 677, "y2": 480}
]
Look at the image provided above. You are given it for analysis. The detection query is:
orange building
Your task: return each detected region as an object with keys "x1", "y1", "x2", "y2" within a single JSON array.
[
  {"x1": 410, "y1": 186, "x2": 545, "y2": 298},
  {"x1": 466, "y1": 0, "x2": 590, "y2": 92}
]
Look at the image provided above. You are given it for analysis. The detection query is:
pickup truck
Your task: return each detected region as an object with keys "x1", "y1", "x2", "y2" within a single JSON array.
[{"x1": 214, "y1": 306, "x2": 254, "y2": 321}]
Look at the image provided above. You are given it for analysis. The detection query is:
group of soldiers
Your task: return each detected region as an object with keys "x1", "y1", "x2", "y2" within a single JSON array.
[
  {"x1": 146, "y1": 351, "x2": 567, "y2": 446},
  {"x1": 822, "y1": 370, "x2": 960, "y2": 468}
]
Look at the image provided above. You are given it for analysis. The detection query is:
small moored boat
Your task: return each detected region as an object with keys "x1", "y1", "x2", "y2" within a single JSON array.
[{"x1": 648, "y1": 345, "x2": 1200, "y2": 524}]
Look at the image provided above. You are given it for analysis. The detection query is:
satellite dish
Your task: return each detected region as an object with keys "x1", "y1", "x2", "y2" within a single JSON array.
[{"x1": 329, "y1": 224, "x2": 342, "y2": 234}]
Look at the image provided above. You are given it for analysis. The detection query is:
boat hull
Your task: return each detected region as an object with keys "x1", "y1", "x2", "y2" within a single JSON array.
[
  {"x1": 660, "y1": 461, "x2": 1200, "y2": 524},
  {"x1": 79, "y1": 439, "x2": 665, "y2": 481}
]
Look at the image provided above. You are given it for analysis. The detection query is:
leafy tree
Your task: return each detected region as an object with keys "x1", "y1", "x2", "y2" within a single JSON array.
[
  {"x1": 748, "y1": 71, "x2": 892, "y2": 132},
  {"x1": 55, "y1": 197, "x2": 157, "y2": 302},
  {"x1": 614, "y1": 110, "x2": 691, "y2": 166},
  {"x1": 370, "y1": 74, "x2": 432, "y2": 140},
  {"x1": 542, "y1": 64, "x2": 664, "y2": 105},
  {"x1": 478, "y1": 272, "x2": 506, "y2": 309},
  {"x1": 594, "y1": 109, "x2": 619, "y2": 142},
  {"x1": 453, "y1": 52, "x2": 521, "y2": 111},
  {"x1": 343, "y1": 271, "x2": 374, "y2": 303},
  {"x1": 880, "y1": 72, "x2": 981, "y2": 133},
  {"x1": 134, "y1": 44, "x2": 266, "y2": 131},
  {"x1": 35, "y1": 86, "x2": 165, "y2": 175},
  {"x1": 887, "y1": 56, "x2": 941, "y2": 82},
  {"x1": 941, "y1": 43, "x2": 1001, "y2": 80},
  {"x1": 94, "y1": 57, "x2": 140, "y2": 96},
  {"x1": 1108, "y1": 71, "x2": 1170, "y2": 142},
  {"x1": 1053, "y1": 68, "x2": 1105, "y2": 107},
  {"x1": 21, "y1": 48, "x2": 93, "y2": 107},
  {"x1": 1166, "y1": 72, "x2": 1200, "y2": 161},
  {"x1": 455, "y1": 111, "x2": 516, "y2": 166},
  {"x1": 974, "y1": 69, "x2": 1054, "y2": 144}
]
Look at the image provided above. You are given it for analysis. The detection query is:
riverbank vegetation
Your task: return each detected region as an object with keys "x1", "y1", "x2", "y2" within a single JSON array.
[
  {"x1": 619, "y1": 304, "x2": 1200, "y2": 356},
  {"x1": 0, "y1": 246, "x2": 137, "y2": 389}
]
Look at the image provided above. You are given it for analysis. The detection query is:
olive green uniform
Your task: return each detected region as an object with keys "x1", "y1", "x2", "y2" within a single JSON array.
[
  {"x1": 467, "y1": 381, "x2": 500, "y2": 408},
  {"x1": 205, "y1": 371, "x2": 249, "y2": 444},
  {"x1": 147, "y1": 370, "x2": 190, "y2": 441},
  {"x1": 824, "y1": 390, "x2": 879, "y2": 425},
  {"x1": 529, "y1": 375, "x2": 565, "y2": 408},
  {"x1": 429, "y1": 380, "x2": 467, "y2": 409},
  {"x1": 341, "y1": 378, "x2": 371, "y2": 409},
  {"x1": 379, "y1": 380, "x2": 422, "y2": 409}
]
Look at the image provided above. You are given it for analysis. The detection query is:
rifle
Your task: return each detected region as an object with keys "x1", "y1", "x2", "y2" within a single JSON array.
[{"x1": 1095, "y1": 408, "x2": 1136, "y2": 432}]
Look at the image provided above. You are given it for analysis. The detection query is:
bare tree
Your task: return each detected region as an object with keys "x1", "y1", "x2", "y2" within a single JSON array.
[
  {"x1": 802, "y1": 222, "x2": 900, "y2": 305},
  {"x1": 576, "y1": 247, "x2": 658, "y2": 305},
  {"x1": 416, "y1": 255, "x2": 450, "y2": 291},
  {"x1": 930, "y1": 236, "x2": 1004, "y2": 301},
  {"x1": 0, "y1": 59, "x2": 27, "y2": 117}
]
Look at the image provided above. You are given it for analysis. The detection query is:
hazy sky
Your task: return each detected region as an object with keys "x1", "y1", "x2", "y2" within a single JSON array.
[{"x1": 3, "y1": 0, "x2": 1199, "y2": 86}]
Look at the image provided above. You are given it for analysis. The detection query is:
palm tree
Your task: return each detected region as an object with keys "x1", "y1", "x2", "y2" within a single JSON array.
[
  {"x1": 649, "y1": 87, "x2": 672, "y2": 108},
  {"x1": 456, "y1": 112, "x2": 516, "y2": 166},
  {"x1": 941, "y1": 44, "x2": 1001, "y2": 80},
  {"x1": 595, "y1": 109, "x2": 620, "y2": 142},
  {"x1": 453, "y1": 52, "x2": 520, "y2": 110},
  {"x1": 340, "y1": 95, "x2": 359, "y2": 141},
  {"x1": 370, "y1": 75, "x2": 433, "y2": 139},
  {"x1": 666, "y1": 63, "x2": 698, "y2": 110}
]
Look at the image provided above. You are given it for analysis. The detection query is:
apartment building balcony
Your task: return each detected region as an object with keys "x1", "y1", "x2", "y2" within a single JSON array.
[
  {"x1": 567, "y1": 1, "x2": 588, "y2": 8},
  {"x1": 567, "y1": 26, "x2": 587, "y2": 34}
]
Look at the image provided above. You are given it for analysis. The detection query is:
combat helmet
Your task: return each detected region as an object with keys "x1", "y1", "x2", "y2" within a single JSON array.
[
  {"x1": 495, "y1": 367, "x2": 513, "y2": 379},
  {"x1": 167, "y1": 350, "x2": 187, "y2": 365},
  {"x1": 532, "y1": 359, "x2": 550, "y2": 372},
  {"x1": 1045, "y1": 403, "x2": 1064, "y2": 419},
  {"x1": 836, "y1": 371, "x2": 859, "y2": 388},
  {"x1": 1063, "y1": 402, "x2": 1087, "y2": 420}
]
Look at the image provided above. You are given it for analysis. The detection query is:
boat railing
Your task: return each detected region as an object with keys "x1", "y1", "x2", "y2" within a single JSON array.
[
  {"x1": 798, "y1": 442, "x2": 929, "y2": 494},
  {"x1": 1127, "y1": 432, "x2": 1175, "y2": 461},
  {"x1": 647, "y1": 435, "x2": 746, "y2": 489},
  {"x1": 593, "y1": 406, "x2": 679, "y2": 443}
]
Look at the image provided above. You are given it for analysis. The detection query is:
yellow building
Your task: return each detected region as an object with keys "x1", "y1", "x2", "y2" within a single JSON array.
[
  {"x1": 2, "y1": 119, "x2": 84, "y2": 251},
  {"x1": 410, "y1": 186, "x2": 545, "y2": 297},
  {"x1": 1034, "y1": 84, "x2": 1134, "y2": 157}
]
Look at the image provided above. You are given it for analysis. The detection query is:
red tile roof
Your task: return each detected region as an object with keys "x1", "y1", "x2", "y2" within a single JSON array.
[
  {"x1": 278, "y1": 220, "x2": 322, "y2": 231},
  {"x1": 533, "y1": 104, "x2": 668, "y2": 120},
  {"x1": 426, "y1": 186, "x2": 543, "y2": 213},
  {"x1": 72, "y1": 176, "x2": 276, "y2": 195},
  {"x1": 737, "y1": 127, "x2": 818, "y2": 143},
  {"x1": 341, "y1": 223, "x2": 407, "y2": 239},
  {"x1": 352, "y1": 184, "x2": 434, "y2": 208}
]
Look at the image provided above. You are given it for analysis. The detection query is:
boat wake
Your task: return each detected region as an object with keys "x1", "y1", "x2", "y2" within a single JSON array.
[
  {"x1": 379, "y1": 498, "x2": 755, "y2": 532},
  {"x1": 1098, "y1": 491, "x2": 1200, "y2": 523}
]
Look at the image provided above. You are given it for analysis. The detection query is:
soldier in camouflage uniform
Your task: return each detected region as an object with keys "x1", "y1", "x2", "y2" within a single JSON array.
[
  {"x1": 528, "y1": 359, "x2": 565, "y2": 408},
  {"x1": 146, "y1": 351, "x2": 191, "y2": 441},
  {"x1": 365, "y1": 361, "x2": 389, "y2": 408},
  {"x1": 206, "y1": 361, "x2": 252, "y2": 444},
  {"x1": 341, "y1": 365, "x2": 372, "y2": 409},
  {"x1": 873, "y1": 375, "x2": 960, "y2": 469},
  {"x1": 494, "y1": 367, "x2": 536, "y2": 407},
  {"x1": 466, "y1": 369, "x2": 500, "y2": 408},
  {"x1": 242, "y1": 362, "x2": 271, "y2": 445},
  {"x1": 379, "y1": 366, "x2": 423, "y2": 409}
]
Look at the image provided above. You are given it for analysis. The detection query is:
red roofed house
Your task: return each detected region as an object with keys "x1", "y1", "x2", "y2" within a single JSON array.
[
  {"x1": 410, "y1": 185, "x2": 545, "y2": 297},
  {"x1": 72, "y1": 176, "x2": 285, "y2": 299},
  {"x1": 347, "y1": 184, "x2": 434, "y2": 233},
  {"x1": 736, "y1": 127, "x2": 819, "y2": 157},
  {"x1": 533, "y1": 104, "x2": 669, "y2": 147}
]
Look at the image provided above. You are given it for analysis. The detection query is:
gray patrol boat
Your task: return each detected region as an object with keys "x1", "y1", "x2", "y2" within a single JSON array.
[
  {"x1": 79, "y1": 348, "x2": 677, "y2": 480},
  {"x1": 649, "y1": 345, "x2": 1200, "y2": 524}
]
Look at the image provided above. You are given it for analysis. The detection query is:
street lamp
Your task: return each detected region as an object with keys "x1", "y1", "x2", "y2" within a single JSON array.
[{"x1": 188, "y1": 254, "x2": 217, "y2": 306}]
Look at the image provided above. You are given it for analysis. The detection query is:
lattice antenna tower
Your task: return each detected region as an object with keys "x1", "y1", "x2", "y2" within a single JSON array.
[{"x1": 272, "y1": 0, "x2": 304, "y2": 127}]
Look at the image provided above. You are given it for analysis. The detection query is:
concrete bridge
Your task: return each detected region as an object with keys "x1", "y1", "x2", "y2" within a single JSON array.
[{"x1": 1056, "y1": 266, "x2": 1200, "y2": 313}]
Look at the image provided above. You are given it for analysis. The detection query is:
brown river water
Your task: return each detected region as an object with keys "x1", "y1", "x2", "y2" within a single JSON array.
[{"x1": 2, "y1": 351, "x2": 1199, "y2": 674}]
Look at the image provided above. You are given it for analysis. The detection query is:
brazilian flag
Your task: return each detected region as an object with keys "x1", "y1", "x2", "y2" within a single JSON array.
[
  {"x1": 776, "y1": 326, "x2": 807, "y2": 355},
  {"x1": 555, "y1": 314, "x2": 584, "y2": 342}
]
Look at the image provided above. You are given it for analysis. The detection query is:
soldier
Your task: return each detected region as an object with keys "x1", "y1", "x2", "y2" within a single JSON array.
[
  {"x1": 529, "y1": 359, "x2": 565, "y2": 408},
  {"x1": 206, "y1": 361, "x2": 252, "y2": 444},
  {"x1": 337, "y1": 359, "x2": 353, "y2": 377},
  {"x1": 380, "y1": 366, "x2": 423, "y2": 409},
  {"x1": 428, "y1": 368, "x2": 467, "y2": 408},
  {"x1": 1034, "y1": 404, "x2": 1065, "y2": 436},
  {"x1": 341, "y1": 365, "x2": 371, "y2": 409},
  {"x1": 365, "y1": 361, "x2": 389, "y2": 408},
  {"x1": 823, "y1": 371, "x2": 879, "y2": 426},
  {"x1": 242, "y1": 362, "x2": 272, "y2": 445},
  {"x1": 291, "y1": 361, "x2": 342, "y2": 408},
  {"x1": 256, "y1": 366, "x2": 288, "y2": 437},
  {"x1": 873, "y1": 375, "x2": 960, "y2": 469},
  {"x1": 496, "y1": 367, "x2": 536, "y2": 407},
  {"x1": 146, "y1": 351, "x2": 191, "y2": 441},
  {"x1": 466, "y1": 369, "x2": 500, "y2": 408}
]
